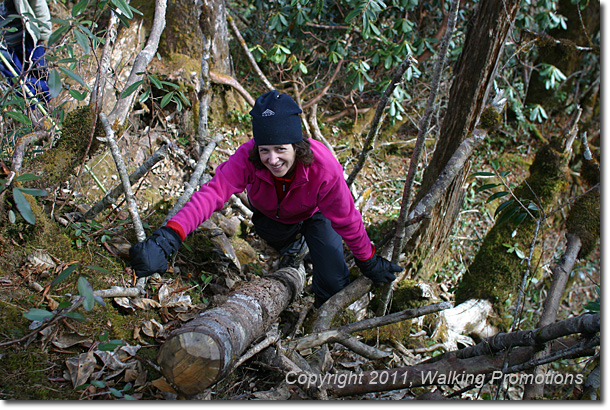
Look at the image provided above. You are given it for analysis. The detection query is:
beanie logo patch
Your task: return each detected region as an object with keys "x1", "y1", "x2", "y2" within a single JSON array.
[{"x1": 261, "y1": 109, "x2": 275, "y2": 117}]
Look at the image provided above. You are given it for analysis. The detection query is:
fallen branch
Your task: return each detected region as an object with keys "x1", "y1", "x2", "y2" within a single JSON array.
[
  {"x1": 158, "y1": 266, "x2": 306, "y2": 396},
  {"x1": 381, "y1": 130, "x2": 487, "y2": 265},
  {"x1": 432, "y1": 312, "x2": 600, "y2": 363},
  {"x1": 522, "y1": 233, "x2": 582, "y2": 399},
  {"x1": 93, "y1": 286, "x2": 144, "y2": 298},
  {"x1": 0, "y1": 131, "x2": 47, "y2": 202},
  {"x1": 79, "y1": 142, "x2": 169, "y2": 221},
  {"x1": 164, "y1": 133, "x2": 223, "y2": 224},
  {"x1": 231, "y1": 325, "x2": 281, "y2": 371},
  {"x1": 376, "y1": 130, "x2": 486, "y2": 314},
  {"x1": 326, "y1": 334, "x2": 597, "y2": 397},
  {"x1": 98, "y1": 113, "x2": 146, "y2": 242},
  {"x1": 291, "y1": 301, "x2": 452, "y2": 351}
]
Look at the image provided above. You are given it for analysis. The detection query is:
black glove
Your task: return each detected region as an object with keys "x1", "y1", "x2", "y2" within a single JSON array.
[
  {"x1": 129, "y1": 227, "x2": 182, "y2": 278},
  {"x1": 355, "y1": 253, "x2": 403, "y2": 286}
]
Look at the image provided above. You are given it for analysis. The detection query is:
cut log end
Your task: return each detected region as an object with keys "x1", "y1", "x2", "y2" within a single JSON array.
[{"x1": 157, "y1": 331, "x2": 222, "y2": 396}]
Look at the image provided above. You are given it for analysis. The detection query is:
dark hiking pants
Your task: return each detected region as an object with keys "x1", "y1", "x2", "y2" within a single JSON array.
[{"x1": 252, "y1": 209, "x2": 350, "y2": 305}]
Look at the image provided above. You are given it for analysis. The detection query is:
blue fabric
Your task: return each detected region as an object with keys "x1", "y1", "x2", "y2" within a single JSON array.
[
  {"x1": 253, "y1": 209, "x2": 350, "y2": 304},
  {"x1": 0, "y1": 39, "x2": 50, "y2": 102}
]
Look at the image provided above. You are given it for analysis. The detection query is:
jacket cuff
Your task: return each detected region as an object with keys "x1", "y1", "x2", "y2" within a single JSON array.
[
  {"x1": 166, "y1": 220, "x2": 186, "y2": 241},
  {"x1": 362, "y1": 244, "x2": 375, "y2": 261}
]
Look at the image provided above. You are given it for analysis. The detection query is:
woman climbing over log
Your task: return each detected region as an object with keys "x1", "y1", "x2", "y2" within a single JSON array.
[{"x1": 129, "y1": 90, "x2": 402, "y2": 307}]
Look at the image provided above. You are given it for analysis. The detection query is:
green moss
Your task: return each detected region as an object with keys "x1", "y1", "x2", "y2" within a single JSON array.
[
  {"x1": 454, "y1": 143, "x2": 568, "y2": 329},
  {"x1": 27, "y1": 106, "x2": 102, "y2": 187},
  {"x1": 0, "y1": 348, "x2": 80, "y2": 400},
  {"x1": 355, "y1": 320, "x2": 412, "y2": 345},
  {"x1": 369, "y1": 280, "x2": 430, "y2": 314},
  {"x1": 566, "y1": 189, "x2": 600, "y2": 258},
  {"x1": 479, "y1": 106, "x2": 502, "y2": 133}
]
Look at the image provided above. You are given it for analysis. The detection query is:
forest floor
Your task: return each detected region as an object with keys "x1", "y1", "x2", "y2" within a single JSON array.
[{"x1": 0, "y1": 111, "x2": 599, "y2": 400}]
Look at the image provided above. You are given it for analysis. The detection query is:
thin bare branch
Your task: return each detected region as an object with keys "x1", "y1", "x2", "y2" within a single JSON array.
[
  {"x1": 227, "y1": 14, "x2": 274, "y2": 92},
  {"x1": 107, "y1": 0, "x2": 167, "y2": 126},
  {"x1": 98, "y1": 113, "x2": 145, "y2": 242}
]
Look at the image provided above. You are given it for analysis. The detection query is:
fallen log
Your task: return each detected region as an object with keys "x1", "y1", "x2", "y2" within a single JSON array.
[{"x1": 157, "y1": 266, "x2": 305, "y2": 396}]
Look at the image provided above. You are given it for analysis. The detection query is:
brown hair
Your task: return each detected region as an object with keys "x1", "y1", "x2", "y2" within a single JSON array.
[{"x1": 248, "y1": 137, "x2": 314, "y2": 170}]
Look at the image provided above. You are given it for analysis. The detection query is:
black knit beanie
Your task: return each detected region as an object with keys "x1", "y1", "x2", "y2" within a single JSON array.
[{"x1": 250, "y1": 90, "x2": 303, "y2": 145}]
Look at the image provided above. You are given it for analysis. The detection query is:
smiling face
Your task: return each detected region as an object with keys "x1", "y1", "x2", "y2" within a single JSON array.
[{"x1": 258, "y1": 144, "x2": 297, "y2": 177}]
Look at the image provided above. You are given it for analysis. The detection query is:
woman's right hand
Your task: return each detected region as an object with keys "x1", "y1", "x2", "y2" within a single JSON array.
[{"x1": 129, "y1": 227, "x2": 182, "y2": 277}]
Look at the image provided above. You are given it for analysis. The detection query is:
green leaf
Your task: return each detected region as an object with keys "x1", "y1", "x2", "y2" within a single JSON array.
[
  {"x1": 496, "y1": 205, "x2": 520, "y2": 225},
  {"x1": 109, "y1": 387, "x2": 124, "y2": 398},
  {"x1": 78, "y1": 276, "x2": 95, "y2": 311},
  {"x1": 90, "y1": 380, "x2": 106, "y2": 388},
  {"x1": 14, "y1": 174, "x2": 40, "y2": 182},
  {"x1": 160, "y1": 92, "x2": 174, "y2": 108},
  {"x1": 72, "y1": 0, "x2": 90, "y2": 17},
  {"x1": 470, "y1": 171, "x2": 495, "y2": 178},
  {"x1": 5, "y1": 111, "x2": 31, "y2": 125},
  {"x1": 8, "y1": 210, "x2": 16, "y2": 223},
  {"x1": 73, "y1": 27, "x2": 91, "y2": 54},
  {"x1": 17, "y1": 188, "x2": 48, "y2": 197},
  {"x1": 51, "y1": 263, "x2": 80, "y2": 287},
  {"x1": 57, "y1": 301, "x2": 71, "y2": 309},
  {"x1": 111, "y1": 0, "x2": 133, "y2": 19},
  {"x1": 514, "y1": 248, "x2": 525, "y2": 259},
  {"x1": 138, "y1": 88, "x2": 150, "y2": 103},
  {"x1": 98, "y1": 339, "x2": 124, "y2": 351},
  {"x1": 148, "y1": 74, "x2": 162, "y2": 89},
  {"x1": 48, "y1": 24, "x2": 70, "y2": 46},
  {"x1": 494, "y1": 199, "x2": 515, "y2": 218},
  {"x1": 58, "y1": 67, "x2": 89, "y2": 89},
  {"x1": 475, "y1": 183, "x2": 500, "y2": 193},
  {"x1": 124, "y1": 394, "x2": 137, "y2": 400},
  {"x1": 120, "y1": 80, "x2": 143, "y2": 99},
  {"x1": 68, "y1": 89, "x2": 88, "y2": 101},
  {"x1": 12, "y1": 187, "x2": 36, "y2": 224},
  {"x1": 486, "y1": 191, "x2": 509, "y2": 203},
  {"x1": 63, "y1": 312, "x2": 87, "y2": 322},
  {"x1": 23, "y1": 308, "x2": 54, "y2": 321},
  {"x1": 86, "y1": 265, "x2": 112, "y2": 275},
  {"x1": 48, "y1": 69, "x2": 62, "y2": 99},
  {"x1": 99, "y1": 331, "x2": 109, "y2": 342}
]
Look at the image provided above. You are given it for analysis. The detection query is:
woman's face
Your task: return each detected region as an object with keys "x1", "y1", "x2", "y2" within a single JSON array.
[{"x1": 258, "y1": 144, "x2": 296, "y2": 177}]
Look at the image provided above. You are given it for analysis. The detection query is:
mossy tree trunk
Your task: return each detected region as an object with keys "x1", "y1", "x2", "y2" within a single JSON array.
[
  {"x1": 403, "y1": 0, "x2": 521, "y2": 281},
  {"x1": 161, "y1": 0, "x2": 246, "y2": 125},
  {"x1": 454, "y1": 142, "x2": 570, "y2": 329}
]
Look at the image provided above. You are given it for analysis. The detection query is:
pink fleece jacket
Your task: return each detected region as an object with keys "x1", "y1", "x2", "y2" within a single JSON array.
[{"x1": 168, "y1": 139, "x2": 374, "y2": 260}]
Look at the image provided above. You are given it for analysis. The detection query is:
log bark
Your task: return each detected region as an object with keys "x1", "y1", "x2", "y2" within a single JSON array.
[{"x1": 157, "y1": 266, "x2": 305, "y2": 396}]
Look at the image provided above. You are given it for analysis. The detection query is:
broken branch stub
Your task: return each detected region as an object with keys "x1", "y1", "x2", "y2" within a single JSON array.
[{"x1": 157, "y1": 266, "x2": 305, "y2": 396}]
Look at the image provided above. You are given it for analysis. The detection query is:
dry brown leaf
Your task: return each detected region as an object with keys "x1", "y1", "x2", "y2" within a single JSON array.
[
  {"x1": 65, "y1": 351, "x2": 96, "y2": 387},
  {"x1": 52, "y1": 332, "x2": 93, "y2": 349},
  {"x1": 131, "y1": 297, "x2": 161, "y2": 310},
  {"x1": 113, "y1": 297, "x2": 135, "y2": 311}
]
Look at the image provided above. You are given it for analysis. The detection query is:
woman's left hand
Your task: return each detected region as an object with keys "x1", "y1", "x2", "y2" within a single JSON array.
[{"x1": 355, "y1": 253, "x2": 403, "y2": 286}]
